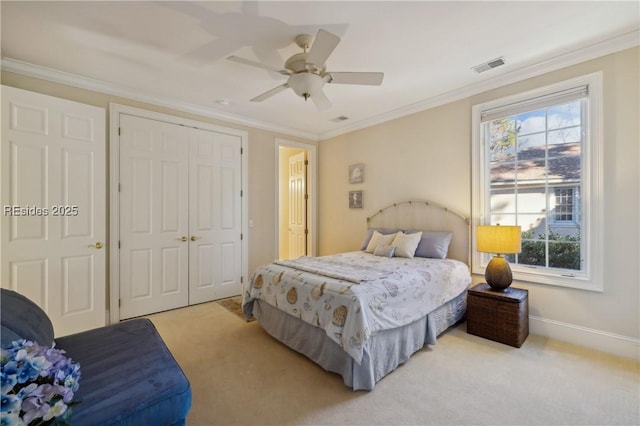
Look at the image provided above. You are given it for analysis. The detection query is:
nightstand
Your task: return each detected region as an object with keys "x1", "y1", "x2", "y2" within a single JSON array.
[{"x1": 466, "y1": 283, "x2": 529, "y2": 347}]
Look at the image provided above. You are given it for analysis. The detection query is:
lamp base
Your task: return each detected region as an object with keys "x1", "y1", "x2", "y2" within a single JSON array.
[{"x1": 485, "y1": 255, "x2": 513, "y2": 290}]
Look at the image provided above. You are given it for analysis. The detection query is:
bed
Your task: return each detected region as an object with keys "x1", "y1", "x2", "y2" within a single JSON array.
[{"x1": 242, "y1": 200, "x2": 471, "y2": 390}]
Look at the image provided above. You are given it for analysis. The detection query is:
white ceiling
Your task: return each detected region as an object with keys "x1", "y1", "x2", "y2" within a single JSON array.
[{"x1": 2, "y1": 1, "x2": 639, "y2": 140}]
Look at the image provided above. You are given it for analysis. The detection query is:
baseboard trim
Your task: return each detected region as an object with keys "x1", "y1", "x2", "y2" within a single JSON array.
[{"x1": 529, "y1": 315, "x2": 640, "y2": 360}]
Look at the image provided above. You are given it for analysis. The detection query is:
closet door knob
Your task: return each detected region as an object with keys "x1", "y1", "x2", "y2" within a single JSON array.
[
  {"x1": 179, "y1": 236, "x2": 188, "y2": 242},
  {"x1": 89, "y1": 242, "x2": 103, "y2": 249},
  {"x1": 190, "y1": 236, "x2": 199, "y2": 241}
]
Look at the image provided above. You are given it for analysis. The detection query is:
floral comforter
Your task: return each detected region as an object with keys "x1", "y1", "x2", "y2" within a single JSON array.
[{"x1": 242, "y1": 251, "x2": 471, "y2": 364}]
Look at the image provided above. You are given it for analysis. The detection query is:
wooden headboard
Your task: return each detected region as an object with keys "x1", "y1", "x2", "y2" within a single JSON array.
[{"x1": 366, "y1": 200, "x2": 471, "y2": 265}]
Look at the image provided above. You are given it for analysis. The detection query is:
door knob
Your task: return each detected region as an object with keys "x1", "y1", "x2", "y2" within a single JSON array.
[
  {"x1": 89, "y1": 242, "x2": 103, "y2": 249},
  {"x1": 179, "y1": 236, "x2": 188, "y2": 242},
  {"x1": 190, "y1": 236, "x2": 199, "y2": 241}
]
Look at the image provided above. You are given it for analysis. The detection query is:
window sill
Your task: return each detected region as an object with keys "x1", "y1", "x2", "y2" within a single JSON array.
[{"x1": 472, "y1": 264, "x2": 603, "y2": 292}]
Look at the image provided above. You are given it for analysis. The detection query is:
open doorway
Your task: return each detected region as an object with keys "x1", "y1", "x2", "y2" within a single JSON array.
[{"x1": 275, "y1": 138, "x2": 317, "y2": 260}]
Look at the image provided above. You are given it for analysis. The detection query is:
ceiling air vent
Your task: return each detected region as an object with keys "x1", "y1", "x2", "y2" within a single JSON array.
[
  {"x1": 472, "y1": 57, "x2": 506, "y2": 74},
  {"x1": 330, "y1": 115, "x2": 349, "y2": 123}
]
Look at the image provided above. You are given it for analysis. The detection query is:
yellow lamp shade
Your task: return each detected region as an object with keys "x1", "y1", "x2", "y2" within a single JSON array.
[{"x1": 477, "y1": 225, "x2": 522, "y2": 254}]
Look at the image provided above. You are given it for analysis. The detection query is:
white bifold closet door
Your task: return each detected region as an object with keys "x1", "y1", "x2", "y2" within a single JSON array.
[
  {"x1": 1, "y1": 86, "x2": 106, "y2": 336},
  {"x1": 118, "y1": 114, "x2": 241, "y2": 319}
]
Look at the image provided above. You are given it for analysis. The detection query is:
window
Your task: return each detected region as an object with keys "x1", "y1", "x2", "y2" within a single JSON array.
[
  {"x1": 553, "y1": 187, "x2": 577, "y2": 223},
  {"x1": 472, "y1": 73, "x2": 603, "y2": 291}
]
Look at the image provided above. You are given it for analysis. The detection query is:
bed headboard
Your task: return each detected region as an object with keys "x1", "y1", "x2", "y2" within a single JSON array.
[{"x1": 366, "y1": 200, "x2": 471, "y2": 265}]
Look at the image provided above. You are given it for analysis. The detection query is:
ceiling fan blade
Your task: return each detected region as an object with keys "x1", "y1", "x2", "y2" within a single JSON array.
[
  {"x1": 327, "y1": 72, "x2": 384, "y2": 86},
  {"x1": 311, "y1": 89, "x2": 332, "y2": 111},
  {"x1": 306, "y1": 29, "x2": 340, "y2": 67},
  {"x1": 227, "y1": 55, "x2": 291, "y2": 76},
  {"x1": 250, "y1": 84, "x2": 289, "y2": 102}
]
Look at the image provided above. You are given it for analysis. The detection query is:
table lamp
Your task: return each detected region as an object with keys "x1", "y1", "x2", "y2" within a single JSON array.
[{"x1": 477, "y1": 225, "x2": 522, "y2": 290}]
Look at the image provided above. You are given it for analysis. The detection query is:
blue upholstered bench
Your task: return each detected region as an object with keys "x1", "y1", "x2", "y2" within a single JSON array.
[{"x1": 1, "y1": 289, "x2": 192, "y2": 426}]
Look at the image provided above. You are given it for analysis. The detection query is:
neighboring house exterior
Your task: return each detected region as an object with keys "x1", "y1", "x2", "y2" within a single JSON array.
[{"x1": 490, "y1": 141, "x2": 581, "y2": 239}]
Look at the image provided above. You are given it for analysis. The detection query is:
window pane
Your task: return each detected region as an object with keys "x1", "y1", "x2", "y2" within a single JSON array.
[
  {"x1": 548, "y1": 126, "x2": 581, "y2": 145},
  {"x1": 516, "y1": 189, "x2": 546, "y2": 215},
  {"x1": 549, "y1": 241, "x2": 581, "y2": 270},
  {"x1": 517, "y1": 110, "x2": 546, "y2": 135},
  {"x1": 489, "y1": 117, "x2": 516, "y2": 162},
  {"x1": 548, "y1": 101, "x2": 581, "y2": 130},
  {"x1": 519, "y1": 213, "x2": 547, "y2": 236},
  {"x1": 490, "y1": 161, "x2": 516, "y2": 183},
  {"x1": 490, "y1": 191, "x2": 516, "y2": 214},
  {"x1": 548, "y1": 155, "x2": 581, "y2": 181},
  {"x1": 518, "y1": 240, "x2": 546, "y2": 267},
  {"x1": 516, "y1": 158, "x2": 546, "y2": 183},
  {"x1": 517, "y1": 132, "x2": 545, "y2": 153}
]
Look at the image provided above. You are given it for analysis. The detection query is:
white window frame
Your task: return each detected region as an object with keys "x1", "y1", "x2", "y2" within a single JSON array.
[{"x1": 471, "y1": 72, "x2": 603, "y2": 291}]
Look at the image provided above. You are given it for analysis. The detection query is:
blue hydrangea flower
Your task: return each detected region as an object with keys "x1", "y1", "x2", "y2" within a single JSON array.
[
  {"x1": 0, "y1": 340, "x2": 80, "y2": 425},
  {"x1": 0, "y1": 371, "x2": 17, "y2": 394},
  {"x1": 0, "y1": 393, "x2": 20, "y2": 412}
]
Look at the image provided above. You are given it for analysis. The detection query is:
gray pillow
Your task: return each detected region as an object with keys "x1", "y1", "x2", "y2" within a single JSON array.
[
  {"x1": 360, "y1": 228, "x2": 402, "y2": 251},
  {"x1": 373, "y1": 244, "x2": 396, "y2": 258},
  {"x1": 407, "y1": 230, "x2": 453, "y2": 259}
]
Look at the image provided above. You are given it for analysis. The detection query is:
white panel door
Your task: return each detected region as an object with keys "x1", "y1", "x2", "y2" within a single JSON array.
[
  {"x1": 118, "y1": 114, "x2": 189, "y2": 319},
  {"x1": 188, "y1": 128, "x2": 242, "y2": 303},
  {"x1": 1, "y1": 85, "x2": 106, "y2": 337},
  {"x1": 288, "y1": 151, "x2": 306, "y2": 258}
]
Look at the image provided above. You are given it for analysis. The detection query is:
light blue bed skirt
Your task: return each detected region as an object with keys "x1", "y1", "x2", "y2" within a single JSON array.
[{"x1": 252, "y1": 290, "x2": 467, "y2": 391}]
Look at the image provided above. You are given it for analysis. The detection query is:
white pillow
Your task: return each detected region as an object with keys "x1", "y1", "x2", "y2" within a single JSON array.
[
  {"x1": 365, "y1": 231, "x2": 399, "y2": 253},
  {"x1": 391, "y1": 231, "x2": 422, "y2": 258}
]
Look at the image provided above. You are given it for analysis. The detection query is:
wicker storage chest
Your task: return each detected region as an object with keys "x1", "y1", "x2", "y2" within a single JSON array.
[{"x1": 467, "y1": 283, "x2": 529, "y2": 348}]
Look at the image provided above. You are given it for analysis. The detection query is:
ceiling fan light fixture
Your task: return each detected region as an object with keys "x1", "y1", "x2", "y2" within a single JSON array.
[
  {"x1": 288, "y1": 72, "x2": 325, "y2": 100},
  {"x1": 228, "y1": 28, "x2": 383, "y2": 110}
]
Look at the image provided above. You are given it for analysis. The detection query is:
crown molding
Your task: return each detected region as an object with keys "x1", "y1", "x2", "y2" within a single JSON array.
[
  {"x1": 317, "y1": 29, "x2": 640, "y2": 141},
  {"x1": 2, "y1": 28, "x2": 637, "y2": 142},
  {"x1": 0, "y1": 58, "x2": 319, "y2": 141}
]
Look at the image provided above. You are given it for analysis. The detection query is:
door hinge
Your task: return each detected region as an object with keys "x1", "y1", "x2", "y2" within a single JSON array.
[
  {"x1": 240, "y1": 147, "x2": 243, "y2": 155},
  {"x1": 118, "y1": 299, "x2": 121, "y2": 307},
  {"x1": 304, "y1": 159, "x2": 309, "y2": 166},
  {"x1": 240, "y1": 190, "x2": 243, "y2": 197},
  {"x1": 118, "y1": 127, "x2": 121, "y2": 136},
  {"x1": 304, "y1": 194, "x2": 309, "y2": 200},
  {"x1": 241, "y1": 276, "x2": 244, "y2": 284},
  {"x1": 118, "y1": 240, "x2": 121, "y2": 249},
  {"x1": 240, "y1": 233, "x2": 243, "y2": 241},
  {"x1": 305, "y1": 229, "x2": 309, "y2": 235},
  {"x1": 118, "y1": 183, "x2": 122, "y2": 192}
]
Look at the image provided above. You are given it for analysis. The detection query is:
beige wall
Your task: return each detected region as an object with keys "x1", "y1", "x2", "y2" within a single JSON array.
[
  {"x1": 0, "y1": 71, "x2": 317, "y2": 292},
  {"x1": 318, "y1": 47, "x2": 640, "y2": 355}
]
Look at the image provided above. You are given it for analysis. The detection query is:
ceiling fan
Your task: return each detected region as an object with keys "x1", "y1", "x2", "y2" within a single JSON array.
[{"x1": 227, "y1": 29, "x2": 384, "y2": 111}]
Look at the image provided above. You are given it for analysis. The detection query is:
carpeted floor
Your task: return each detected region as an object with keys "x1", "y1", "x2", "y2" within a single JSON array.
[{"x1": 147, "y1": 300, "x2": 640, "y2": 426}]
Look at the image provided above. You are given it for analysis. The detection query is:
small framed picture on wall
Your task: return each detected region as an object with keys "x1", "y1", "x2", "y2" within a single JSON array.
[
  {"x1": 349, "y1": 163, "x2": 364, "y2": 184},
  {"x1": 349, "y1": 190, "x2": 363, "y2": 209}
]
